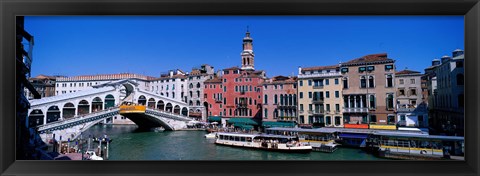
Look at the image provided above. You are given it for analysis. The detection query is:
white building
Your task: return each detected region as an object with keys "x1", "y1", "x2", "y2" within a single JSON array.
[
  {"x1": 394, "y1": 69, "x2": 428, "y2": 128},
  {"x1": 186, "y1": 65, "x2": 215, "y2": 121},
  {"x1": 149, "y1": 69, "x2": 188, "y2": 103}
]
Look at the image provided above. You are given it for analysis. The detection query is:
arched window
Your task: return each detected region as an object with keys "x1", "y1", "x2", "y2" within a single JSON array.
[
  {"x1": 386, "y1": 75, "x2": 393, "y2": 87},
  {"x1": 196, "y1": 83, "x2": 201, "y2": 88},
  {"x1": 360, "y1": 76, "x2": 367, "y2": 88},
  {"x1": 280, "y1": 94, "x2": 284, "y2": 105},
  {"x1": 457, "y1": 74, "x2": 464, "y2": 85},
  {"x1": 386, "y1": 94, "x2": 394, "y2": 110},
  {"x1": 368, "y1": 76, "x2": 374, "y2": 88},
  {"x1": 264, "y1": 108, "x2": 268, "y2": 119},
  {"x1": 264, "y1": 95, "x2": 268, "y2": 104},
  {"x1": 189, "y1": 83, "x2": 193, "y2": 89},
  {"x1": 274, "y1": 94, "x2": 278, "y2": 104}
]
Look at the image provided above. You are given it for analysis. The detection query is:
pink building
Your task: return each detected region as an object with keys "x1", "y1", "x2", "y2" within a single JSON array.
[{"x1": 262, "y1": 76, "x2": 298, "y2": 122}]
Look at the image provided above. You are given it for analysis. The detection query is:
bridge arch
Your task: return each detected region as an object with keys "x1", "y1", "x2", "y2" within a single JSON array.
[
  {"x1": 92, "y1": 97, "x2": 103, "y2": 112},
  {"x1": 62, "y1": 102, "x2": 76, "y2": 119},
  {"x1": 29, "y1": 109, "x2": 44, "y2": 127},
  {"x1": 157, "y1": 100, "x2": 165, "y2": 111},
  {"x1": 148, "y1": 98, "x2": 156, "y2": 109},
  {"x1": 78, "y1": 100, "x2": 90, "y2": 115},
  {"x1": 166, "y1": 103, "x2": 173, "y2": 113},
  {"x1": 174, "y1": 105, "x2": 181, "y2": 115},
  {"x1": 181, "y1": 107, "x2": 188, "y2": 116},
  {"x1": 105, "y1": 94, "x2": 115, "y2": 108},
  {"x1": 138, "y1": 95, "x2": 147, "y2": 105},
  {"x1": 46, "y1": 106, "x2": 61, "y2": 123}
]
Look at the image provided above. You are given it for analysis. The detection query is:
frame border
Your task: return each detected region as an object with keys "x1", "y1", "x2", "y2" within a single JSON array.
[{"x1": 1, "y1": 0, "x2": 479, "y2": 176}]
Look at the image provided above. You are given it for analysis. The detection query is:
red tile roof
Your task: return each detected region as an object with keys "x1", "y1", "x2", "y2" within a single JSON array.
[
  {"x1": 302, "y1": 65, "x2": 338, "y2": 71},
  {"x1": 396, "y1": 69, "x2": 421, "y2": 75},
  {"x1": 342, "y1": 53, "x2": 394, "y2": 66},
  {"x1": 204, "y1": 77, "x2": 222, "y2": 83},
  {"x1": 223, "y1": 66, "x2": 241, "y2": 71}
]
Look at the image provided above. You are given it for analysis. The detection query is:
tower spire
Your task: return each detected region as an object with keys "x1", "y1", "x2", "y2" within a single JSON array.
[{"x1": 241, "y1": 27, "x2": 255, "y2": 71}]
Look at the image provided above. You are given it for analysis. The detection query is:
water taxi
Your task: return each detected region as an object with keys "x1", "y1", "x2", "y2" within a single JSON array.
[
  {"x1": 215, "y1": 132, "x2": 312, "y2": 153},
  {"x1": 265, "y1": 127, "x2": 339, "y2": 152}
]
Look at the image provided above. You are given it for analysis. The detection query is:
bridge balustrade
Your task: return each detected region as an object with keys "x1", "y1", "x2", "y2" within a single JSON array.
[
  {"x1": 145, "y1": 108, "x2": 193, "y2": 122},
  {"x1": 37, "y1": 107, "x2": 120, "y2": 132}
]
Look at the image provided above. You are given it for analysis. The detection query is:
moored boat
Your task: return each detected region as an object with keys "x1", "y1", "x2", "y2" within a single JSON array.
[
  {"x1": 215, "y1": 132, "x2": 312, "y2": 153},
  {"x1": 205, "y1": 132, "x2": 217, "y2": 138}
]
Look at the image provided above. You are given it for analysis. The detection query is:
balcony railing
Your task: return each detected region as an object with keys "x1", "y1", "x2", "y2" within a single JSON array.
[
  {"x1": 313, "y1": 85, "x2": 324, "y2": 89},
  {"x1": 215, "y1": 99, "x2": 222, "y2": 103},
  {"x1": 307, "y1": 110, "x2": 313, "y2": 114},
  {"x1": 312, "y1": 98, "x2": 324, "y2": 104},
  {"x1": 299, "y1": 110, "x2": 304, "y2": 114},
  {"x1": 313, "y1": 110, "x2": 325, "y2": 115},
  {"x1": 236, "y1": 103, "x2": 248, "y2": 108},
  {"x1": 343, "y1": 107, "x2": 368, "y2": 113}
]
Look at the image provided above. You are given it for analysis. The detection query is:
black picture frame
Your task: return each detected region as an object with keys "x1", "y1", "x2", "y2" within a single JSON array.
[{"x1": 1, "y1": 0, "x2": 479, "y2": 176}]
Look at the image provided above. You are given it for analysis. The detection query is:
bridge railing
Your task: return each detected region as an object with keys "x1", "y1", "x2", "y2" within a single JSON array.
[
  {"x1": 37, "y1": 107, "x2": 120, "y2": 132},
  {"x1": 145, "y1": 108, "x2": 193, "y2": 122}
]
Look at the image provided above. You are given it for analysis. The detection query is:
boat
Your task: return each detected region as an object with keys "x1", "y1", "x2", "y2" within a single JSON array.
[
  {"x1": 85, "y1": 150, "x2": 103, "y2": 160},
  {"x1": 215, "y1": 132, "x2": 312, "y2": 153},
  {"x1": 153, "y1": 127, "x2": 165, "y2": 132},
  {"x1": 205, "y1": 132, "x2": 217, "y2": 138}
]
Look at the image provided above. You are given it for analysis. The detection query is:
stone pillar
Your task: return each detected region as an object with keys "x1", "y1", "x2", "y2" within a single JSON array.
[
  {"x1": 348, "y1": 96, "x2": 351, "y2": 108},
  {"x1": 354, "y1": 96, "x2": 357, "y2": 108},
  {"x1": 360, "y1": 95, "x2": 363, "y2": 108}
]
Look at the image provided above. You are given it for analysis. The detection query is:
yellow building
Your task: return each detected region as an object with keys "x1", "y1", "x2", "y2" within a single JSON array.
[{"x1": 297, "y1": 65, "x2": 344, "y2": 127}]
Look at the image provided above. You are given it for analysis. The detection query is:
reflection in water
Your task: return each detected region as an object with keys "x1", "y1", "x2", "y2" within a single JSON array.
[{"x1": 82, "y1": 124, "x2": 387, "y2": 160}]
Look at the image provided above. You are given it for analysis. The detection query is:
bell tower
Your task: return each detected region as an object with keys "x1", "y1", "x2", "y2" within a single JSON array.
[{"x1": 241, "y1": 27, "x2": 255, "y2": 71}]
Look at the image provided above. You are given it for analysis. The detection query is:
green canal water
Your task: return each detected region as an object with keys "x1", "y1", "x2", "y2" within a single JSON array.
[{"x1": 82, "y1": 124, "x2": 389, "y2": 160}]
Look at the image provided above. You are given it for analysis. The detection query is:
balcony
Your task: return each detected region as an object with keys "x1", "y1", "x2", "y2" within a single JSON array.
[
  {"x1": 312, "y1": 98, "x2": 324, "y2": 104},
  {"x1": 240, "y1": 91, "x2": 245, "y2": 95},
  {"x1": 313, "y1": 110, "x2": 325, "y2": 115},
  {"x1": 313, "y1": 85, "x2": 324, "y2": 89},
  {"x1": 277, "y1": 104, "x2": 296, "y2": 109},
  {"x1": 299, "y1": 110, "x2": 304, "y2": 114},
  {"x1": 307, "y1": 110, "x2": 313, "y2": 114},
  {"x1": 334, "y1": 110, "x2": 340, "y2": 114},
  {"x1": 278, "y1": 116, "x2": 297, "y2": 122},
  {"x1": 298, "y1": 72, "x2": 341, "y2": 79},
  {"x1": 343, "y1": 107, "x2": 368, "y2": 113},
  {"x1": 236, "y1": 103, "x2": 248, "y2": 108},
  {"x1": 215, "y1": 99, "x2": 222, "y2": 103}
]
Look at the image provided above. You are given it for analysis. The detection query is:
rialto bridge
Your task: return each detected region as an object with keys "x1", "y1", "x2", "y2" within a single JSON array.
[{"x1": 28, "y1": 79, "x2": 194, "y2": 143}]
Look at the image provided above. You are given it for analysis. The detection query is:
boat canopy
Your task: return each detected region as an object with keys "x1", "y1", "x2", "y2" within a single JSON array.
[
  {"x1": 338, "y1": 133, "x2": 369, "y2": 139},
  {"x1": 262, "y1": 121, "x2": 295, "y2": 128}
]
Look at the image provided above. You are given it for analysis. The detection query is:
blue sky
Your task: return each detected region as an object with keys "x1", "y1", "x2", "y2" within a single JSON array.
[{"x1": 24, "y1": 16, "x2": 464, "y2": 78}]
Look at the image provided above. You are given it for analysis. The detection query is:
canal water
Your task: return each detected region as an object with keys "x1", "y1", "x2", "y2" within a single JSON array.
[{"x1": 82, "y1": 124, "x2": 388, "y2": 160}]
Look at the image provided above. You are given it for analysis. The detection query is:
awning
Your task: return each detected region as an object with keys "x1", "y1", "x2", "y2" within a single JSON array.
[
  {"x1": 208, "y1": 116, "x2": 222, "y2": 122},
  {"x1": 338, "y1": 133, "x2": 368, "y2": 139},
  {"x1": 227, "y1": 118, "x2": 259, "y2": 125},
  {"x1": 262, "y1": 121, "x2": 295, "y2": 128},
  {"x1": 241, "y1": 125, "x2": 254, "y2": 130}
]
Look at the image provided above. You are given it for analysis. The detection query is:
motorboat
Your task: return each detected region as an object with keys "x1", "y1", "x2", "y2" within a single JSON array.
[{"x1": 215, "y1": 132, "x2": 312, "y2": 153}]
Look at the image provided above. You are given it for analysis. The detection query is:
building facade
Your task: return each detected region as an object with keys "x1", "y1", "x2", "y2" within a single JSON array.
[
  {"x1": 340, "y1": 53, "x2": 396, "y2": 125},
  {"x1": 25, "y1": 75, "x2": 58, "y2": 99},
  {"x1": 262, "y1": 76, "x2": 297, "y2": 122},
  {"x1": 395, "y1": 69, "x2": 428, "y2": 128},
  {"x1": 186, "y1": 64, "x2": 215, "y2": 120},
  {"x1": 149, "y1": 69, "x2": 188, "y2": 103},
  {"x1": 297, "y1": 65, "x2": 344, "y2": 127},
  {"x1": 204, "y1": 29, "x2": 266, "y2": 123},
  {"x1": 427, "y1": 49, "x2": 464, "y2": 136}
]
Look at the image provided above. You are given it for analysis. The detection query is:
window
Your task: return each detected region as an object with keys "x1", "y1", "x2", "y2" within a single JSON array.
[
  {"x1": 368, "y1": 76, "x2": 374, "y2": 88},
  {"x1": 264, "y1": 109, "x2": 268, "y2": 119},
  {"x1": 274, "y1": 94, "x2": 278, "y2": 104},
  {"x1": 308, "y1": 92, "x2": 312, "y2": 99},
  {"x1": 334, "y1": 79, "x2": 339, "y2": 85},
  {"x1": 367, "y1": 66, "x2": 375, "y2": 71},
  {"x1": 264, "y1": 85, "x2": 267, "y2": 90},
  {"x1": 326, "y1": 116, "x2": 332, "y2": 125},
  {"x1": 385, "y1": 64, "x2": 393, "y2": 71},
  {"x1": 370, "y1": 115, "x2": 377, "y2": 123},
  {"x1": 457, "y1": 74, "x2": 464, "y2": 85},
  {"x1": 326, "y1": 104, "x2": 331, "y2": 111},
  {"x1": 335, "y1": 116, "x2": 341, "y2": 126},
  {"x1": 387, "y1": 115, "x2": 395, "y2": 124},
  {"x1": 410, "y1": 89, "x2": 417, "y2": 96},
  {"x1": 299, "y1": 80, "x2": 303, "y2": 86},
  {"x1": 308, "y1": 80, "x2": 312, "y2": 86},
  {"x1": 410, "y1": 79, "x2": 415, "y2": 84},
  {"x1": 456, "y1": 61, "x2": 463, "y2": 68},
  {"x1": 300, "y1": 104, "x2": 304, "y2": 111},
  {"x1": 224, "y1": 71, "x2": 229, "y2": 74},
  {"x1": 223, "y1": 86, "x2": 226, "y2": 92},
  {"x1": 369, "y1": 95, "x2": 376, "y2": 109},
  {"x1": 325, "y1": 91, "x2": 330, "y2": 98},
  {"x1": 386, "y1": 94, "x2": 394, "y2": 110},
  {"x1": 343, "y1": 78, "x2": 348, "y2": 89},
  {"x1": 341, "y1": 68, "x2": 349, "y2": 73},
  {"x1": 386, "y1": 75, "x2": 393, "y2": 87},
  {"x1": 299, "y1": 92, "x2": 303, "y2": 99},
  {"x1": 264, "y1": 95, "x2": 268, "y2": 104},
  {"x1": 359, "y1": 67, "x2": 366, "y2": 72},
  {"x1": 335, "y1": 104, "x2": 340, "y2": 112},
  {"x1": 399, "y1": 79, "x2": 404, "y2": 84},
  {"x1": 399, "y1": 89, "x2": 405, "y2": 96},
  {"x1": 325, "y1": 79, "x2": 329, "y2": 85},
  {"x1": 360, "y1": 76, "x2": 367, "y2": 88}
]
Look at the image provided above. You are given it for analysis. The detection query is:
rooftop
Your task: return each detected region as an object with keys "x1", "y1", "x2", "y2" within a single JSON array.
[
  {"x1": 302, "y1": 65, "x2": 339, "y2": 72},
  {"x1": 396, "y1": 69, "x2": 422, "y2": 75},
  {"x1": 342, "y1": 53, "x2": 395, "y2": 66}
]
